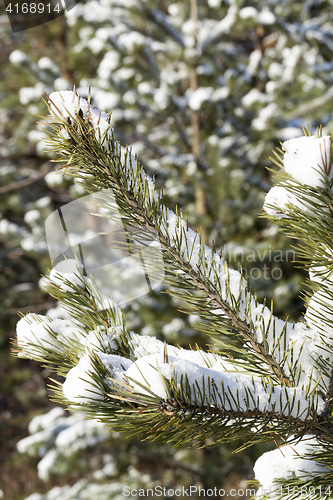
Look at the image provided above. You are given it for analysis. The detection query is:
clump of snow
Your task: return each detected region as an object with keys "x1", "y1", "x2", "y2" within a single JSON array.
[
  {"x1": 263, "y1": 186, "x2": 293, "y2": 218},
  {"x1": 17, "y1": 314, "x2": 60, "y2": 353},
  {"x1": 188, "y1": 87, "x2": 213, "y2": 111},
  {"x1": 49, "y1": 259, "x2": 85, "y2": 293},
  {"x1": 9, "y1": 49, "x2": 29, "y2": 64},
  {"x1": 54, "y1": 77, "x2": 72, "y2": 91},
  {"x1": 37, "y1": 57, "x2": 59, "y2": 73},
  {"x1": 220, "y1": 268, "x2": 247, "y2": 319},
  {"x1": 62, "y1": 353, "x2": 103, "y2": 403},
  {"x1": 283, "y1": 135, "x2": 331, "y2": 188},
  {"x1": 207, "y1": 0, "x2": 221, "y2": 6},
  {"x1": 118, "y1": 31, "x2": 145, "y2": 52},
  {"x1": 120, "y1": 349, "x2": 313, "y2": 419},
  {"x1": 97, "y1": 51, "x2": 120, "y2": 82},
  {"x1": 123, "y1": 352, "x2": 168, "y2": 398},
  {"x1": 17, "y1": 407, "x2": 110, "y2": 483},
  {"x1": 268, "y1": 62, "x2": 283, "y2": 80},
  {"x1": 16, "y1": 313, "x2": 84, "y2": 356},
  {"x1": 29, "y1": 407, "x2": 66, "y2": 434},
  {"x1": 37, "y1": 449, "x2": 58, "y2": 481},
  {"x1": 309, "y1": 255, "x2": 333, "y2": 286},
  {"x1": 248, "y1": 288, "x2": 333, "y2": 393},
  {"x1": 263, "y1": 181, "x2": 318, "y2": 217},
  {"x1": 254, "y1": 436, "x2": 327, "y2": 496},
  {"x1": 92, "y1": 89, "x2": 119, "y2": 111},
  {"x1": 24, "y1": 209, "x2": 41, "y2": 225},
  {"x1": 305, "y1": 290, "x2": 333, "y2": 335},
  {"x1": 48, "y1": 90, "x2": 113, "y2": 143},
  {"x1": 83, "y1": 325, "x2": 122, "y2": 353},
  {"x1": 44, "y1": 170, "x2": 65, "y2": 188},
  {"x1": 162, "y1": 318, "x2": 186, "y2": 339},
  {"x1": 201, "y1": 4, "x2": 237, "y2": 49},
  {"x1": 153, "y1": 87, "x2": 169, "y2": 110},
  {"x1": 62, "y1": 352, "x2": 132, "y2": 403},
  {"x1": 264, "y1": 138, "x2": 333, "y2": 218},
  {"x1": 258, "y1": 9, "x2": 275, "y2": 25},
  {"x1": 242, "y1": 89, "x2": 268, "y2": 108},
  {"x1": 252, "y1": 103, "x2": 279, "y2": 131},
  {"x1": 279, "y1": 127, "x2": 303, "y2": 141},
  {"x1": 0, "y1": 219, "x2": 27, "y2": 237},
  {"x1": 19, "y1": 83, "x2": 46, "y2": 105},
  {"x1": 239, "y1": 7, "x2": 257, "y2": 20}
]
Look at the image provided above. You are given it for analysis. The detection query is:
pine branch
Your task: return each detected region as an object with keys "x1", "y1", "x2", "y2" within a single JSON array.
[
  {"x1": 42, "y1": 91, "x2": 293, "y2": 387},
  {"x1": 14, "y1": 90, "x2": 333, "y2": 459}
]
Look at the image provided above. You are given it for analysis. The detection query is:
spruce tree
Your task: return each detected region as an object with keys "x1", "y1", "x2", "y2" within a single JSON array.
[{"x1": 14, "y1": 90, "x2": 333, "y2": 500}]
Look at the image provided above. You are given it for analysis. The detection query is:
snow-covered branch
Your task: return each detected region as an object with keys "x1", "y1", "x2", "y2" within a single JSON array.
[{"x1": 13, "y1": 91, "x2": 333, "y2": 458}]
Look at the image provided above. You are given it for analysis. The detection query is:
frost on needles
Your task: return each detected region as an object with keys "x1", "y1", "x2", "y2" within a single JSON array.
[{"x1": 14, "y1": 91, "x2": 333, "y2": 498}]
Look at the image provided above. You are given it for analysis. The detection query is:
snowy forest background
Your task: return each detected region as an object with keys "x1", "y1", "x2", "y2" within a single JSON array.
[{"x1": 1, "y1": 0, "x2": 333, "y2": 499}]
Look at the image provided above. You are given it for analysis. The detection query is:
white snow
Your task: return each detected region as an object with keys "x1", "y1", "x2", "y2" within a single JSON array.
[
  {"x1": 97, "y1": 51, "x2": 120, "y2": 81},
  {"x1": 54, "y1": 78, "x2": 72, "y2": 91},
  {"x1": 153, "y1": 87, "x2": 169, "y2": 110},
  {"x1": 252, "y1": 103, "x2": 279, "y2": 131},
  {"x1": 0, "y1": 219, "x2": 27, "y2": 237},
  {"x1": 83, "y1": 326, "x2": 121, "y2": 353},
  {"x1": 207, "y1": 0, "x2": 221, "y2": 6},
  {"x1": 263, "y1": 181, "x2": 320, "y2": 217},
  {"x1": 48, "y1": 91, "x2": 113, "y2": 143},
  {"x1": 16, "y1": 313, "x2": 84, "y2": 356},
  {"x1": 118, "y1": 349, "x2": 313, "y2": 419},
  {"x1": 309, "y1": 252, "x2": 333, "y2": 286},
  {"x1": 239, "y1": 7, "x2": 257, "y2": 20},
  {"x1": 9, "y1": 49, "x2": 29, "y2": 64},
  {"x1": 87, "y1": 37, "x2": 104, "y2": 54},
  {"x1": 305, "y1": 290, "x2": 333, "y2": 335},
  {"x1": 281, "y1": 46, "x2": 303, "y2": 83},
  {"x1": 242, "y1": 89, "x2": 268, "y2": 108},
  {"x1": 92, "y1": 89, "x2": 118, "y2": 112},
  {"x1": 38, "y1": 449, "x2": 58, "y2": 481},
  {"x1": 263, "y1": 186, "x2": 294, "y2": 218},
  {"x1": 54, "y1": 328, "x2": 317, "y2": 420},
  {"x1": 24, "y1": 210, "x2": 41, "y2": 225},
  {"x1": 50, "y1": 259, "x2": 85, "y2": 293},
  {"x1": 282, "y1": 135, "x2": 331, "y2": 188},
  {"x1": 254, "y1": 436, "x2": 328, "y2": 495},
  {"x1": 114, "y1": 67, "x2": 135, "y2": 81},
  {"x1": 188, "y1": 87, "x2": 213, "y2": 111},
  {"x1": 62, "y1": 352, "x2": 132, "y2": 403},
  {"x1": 44, "y1": 171, "x2": 65, "y2": 188},
  {"x1": 37, "y1": 57, "x2": 59, "y2": 73},
  {"x1": 202, "y1": 4, "x2": 237, "y2": 48},
  {"x1": 62, "y1": 353, "x2": 103, "y2": 403},
  {"x1": 162, "y1": 318, "x2": 185, "y2": 338},
  {"x1": 17, "y1": 314, "x2": 60, "y2": 353},
  {"x1": 18, "y1": 407, "x2": 110, "y2": 484},
  {"x1": 258, "y1": 9, "x2": 276, "y2": 26},
  {"x1": 118, "y1": 31, "x2": 145, "y2": 52},
  {"x1": 19, "y1": 83, "x2": 46, "y2": 105},
  {"x1": 29, "y1": 407, "x2": 66, "y2": 434}
]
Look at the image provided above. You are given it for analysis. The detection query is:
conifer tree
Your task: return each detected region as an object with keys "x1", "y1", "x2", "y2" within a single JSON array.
[
  {"x1": 14, "y1": 90, "x2": 333, "y2": 500},
  {"x1": 4, "y1": 0, "x2": 333, "y2": 497}
]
